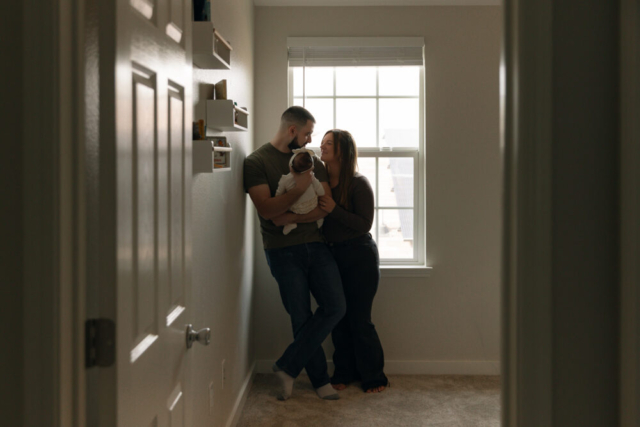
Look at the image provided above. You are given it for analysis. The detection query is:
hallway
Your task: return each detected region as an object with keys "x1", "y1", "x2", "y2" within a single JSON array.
[{"x1": 5, "y1": 0, "x2": 637, "y2": 425}]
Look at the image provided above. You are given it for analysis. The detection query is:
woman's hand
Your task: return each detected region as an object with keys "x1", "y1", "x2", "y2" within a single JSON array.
[
  {"x1": 318, "y1": 195, "x2": 336, "y2": 213},
  {"x1": 271, "y1": 212, "x2": 296, "y2": 227}
]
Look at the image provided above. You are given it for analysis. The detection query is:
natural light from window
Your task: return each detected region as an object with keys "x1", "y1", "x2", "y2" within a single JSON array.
[{"x1": 290, "y1": 65, "x2": 422, "y2": 262}]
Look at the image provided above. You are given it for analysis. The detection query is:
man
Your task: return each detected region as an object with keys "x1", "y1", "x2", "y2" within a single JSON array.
[{"x1": 244, "y1": 106, "x2": 346, "y2": 401}]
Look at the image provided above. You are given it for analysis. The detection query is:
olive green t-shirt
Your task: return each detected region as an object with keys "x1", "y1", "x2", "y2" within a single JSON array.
[{"x1": 243, "y1": 142, "x2": 328, "y2": 249}]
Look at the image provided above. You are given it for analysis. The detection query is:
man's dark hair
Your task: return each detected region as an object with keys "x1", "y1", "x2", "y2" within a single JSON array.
[
  {"x1": 281, "y1": 106, "x2": 315, "y2": 129},
  {"x1": 291, "y1": 152, "x2": 313, "y2": 173}
]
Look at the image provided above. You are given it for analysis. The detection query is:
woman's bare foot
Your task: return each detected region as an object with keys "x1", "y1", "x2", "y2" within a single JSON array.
[
  {"x1": 331, "y1": 383, "x2": 347, "y2": 391},
  {"x1": 365, "y1": 385, "x2": 386, "y2": 393}
]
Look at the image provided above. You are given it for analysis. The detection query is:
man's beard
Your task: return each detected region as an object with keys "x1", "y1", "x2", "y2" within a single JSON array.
[{"x1": 287, "y1": 136, "x2": 302, "y2": 151}]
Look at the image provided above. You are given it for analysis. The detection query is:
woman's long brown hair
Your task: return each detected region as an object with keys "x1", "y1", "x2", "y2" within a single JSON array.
[{"x1": 324, "y1": 129, "x2": 358, "y2": 210}]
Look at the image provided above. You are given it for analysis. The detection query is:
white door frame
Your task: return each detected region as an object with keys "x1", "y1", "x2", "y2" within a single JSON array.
[
  {"x1": 620, "y1": 0, "x2": 640, "y2": 424},
  {"x1": 502, "y1": 0, "x2": 638, "y2": 425},
  {"x1": 501, "y1": 0, "x2": 554, "y2": 424},
  {"x1": 21, "y1": 0, "x2": 86, "y2": 425},
  {"x1": 60, "y1": 0, "x2": 88, "y2": 424}
]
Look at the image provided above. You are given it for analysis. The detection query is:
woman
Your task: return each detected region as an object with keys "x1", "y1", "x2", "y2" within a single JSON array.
[{"x1": 318, "y1": 129, "x2": 389, "y2": 394}]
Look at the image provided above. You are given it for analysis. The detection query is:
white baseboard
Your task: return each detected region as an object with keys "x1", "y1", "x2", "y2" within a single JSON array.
[
  {"x1": 255, "y1": 359, "x2": 500, "y2": 376},
  {"x1": 226, "y1": 361, "x2": 257, "y2": 427}
]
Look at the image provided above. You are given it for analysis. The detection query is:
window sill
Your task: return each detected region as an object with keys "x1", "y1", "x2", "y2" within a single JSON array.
[{"x1": 380, "y1": 265, "x2": 432, "y2": 278}]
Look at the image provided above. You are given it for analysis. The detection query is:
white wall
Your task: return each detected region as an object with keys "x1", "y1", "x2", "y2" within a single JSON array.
[
  {"x1": 190, "y1": 1, "x2": 256, "y2": 425},
  {"x1": 253, "y1": 6, "x2": 502, "y2": 374}
]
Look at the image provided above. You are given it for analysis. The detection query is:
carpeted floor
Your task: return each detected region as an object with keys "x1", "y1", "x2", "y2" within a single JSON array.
[{"x1": 236, "y1": 374, "x2": 501, "y2": 427}]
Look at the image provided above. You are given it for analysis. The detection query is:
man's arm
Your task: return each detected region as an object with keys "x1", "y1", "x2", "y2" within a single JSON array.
[
  {"x1": 295, "y1": 206, "x2": 329, "y2": 222},
  {"x1": 271, "y1": 207, "x2": 328, "y2": 226},
  {"x1": 271, "y1": 182, "x2": 332, "y2": 226},
  {"x1": 246, "y1": 158, "x2": 316, "y2": 219},
  {"x1": 248, "y1": 184, "x2": 304, "y2": 220}
]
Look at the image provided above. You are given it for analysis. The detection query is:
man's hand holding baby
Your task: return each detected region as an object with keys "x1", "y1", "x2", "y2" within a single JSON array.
[{"x1": 271, "y1": 212, "x2": 297, "y2": 226}]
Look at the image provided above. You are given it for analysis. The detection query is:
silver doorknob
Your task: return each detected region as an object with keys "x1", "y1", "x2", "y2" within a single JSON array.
[{"x1": 186, "y1": 324, "x2": 211, "y2": 349}]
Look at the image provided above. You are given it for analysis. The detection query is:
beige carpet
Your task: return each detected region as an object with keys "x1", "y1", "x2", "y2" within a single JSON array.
[{"x1": 236, "y1": 374, "x2": 501, "y2": 427}]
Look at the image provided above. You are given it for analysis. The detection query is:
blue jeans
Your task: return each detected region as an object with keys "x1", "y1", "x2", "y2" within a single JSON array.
[{"x1": 265, "y1": 242, "x2": 346, "y2": 388}]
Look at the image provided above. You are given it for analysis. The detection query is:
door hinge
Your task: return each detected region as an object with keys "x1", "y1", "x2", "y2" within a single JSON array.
[{"x1": 85, "y1": 319, "x2": 115, "y2": 368}]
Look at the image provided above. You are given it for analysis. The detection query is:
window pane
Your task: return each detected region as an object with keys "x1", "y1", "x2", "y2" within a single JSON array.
[
  {"x1": 303, "y1": 98, "x2": 334, "y2": 142},
  {"x1": 378, "y1": 157, "x2": 413, "y2": 207},
  {"x1": 377, "y1": 209, "x2": 414, "y2": 259},
  {"x1": 379, "y1": 98, "x2": 419, "y2": 147},
  {"x1": 336, "y1": 67, "x2": 376, "y2": 96},
  {"x1": 336, "y1": 99, "x2": 377, "y2": 147},
  {"x1": 293, "y1": 97, "x2": 303, "y2": 107},
  {"x1": 292, "y1": 67, "x2": 303, "y2": 98},
  {"x1": 305, "y1": 67, "x2": 333, "y2": 96},
  {"x1": 356, "y1": 157, "x2": 377, "y2": 206},
  {"x1": 379, "y1": 66, "x2": 420, "y2": 96}
]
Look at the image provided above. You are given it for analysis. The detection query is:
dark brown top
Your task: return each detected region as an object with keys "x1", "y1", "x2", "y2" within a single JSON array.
[
  {"x1": 323, "y1": 173, "x2": 374, "y2": 243},
  {"x1": 243, "y1": 142, "x2": 328, "y2": 249}
]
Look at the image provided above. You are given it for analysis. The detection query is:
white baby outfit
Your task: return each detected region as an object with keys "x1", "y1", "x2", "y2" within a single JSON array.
[{"x1": 275, "y1": 148, "x2": 325, "y2": 235}]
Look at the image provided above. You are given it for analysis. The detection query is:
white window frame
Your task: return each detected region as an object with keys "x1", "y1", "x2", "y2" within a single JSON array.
[{"x1": 287, "y1": 38, "x2": 430, "y2": 276}]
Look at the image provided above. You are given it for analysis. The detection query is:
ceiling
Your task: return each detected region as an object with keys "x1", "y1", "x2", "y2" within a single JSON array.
[{"x1": 254, "y1": 0, "x2": 500, "y2": 6}]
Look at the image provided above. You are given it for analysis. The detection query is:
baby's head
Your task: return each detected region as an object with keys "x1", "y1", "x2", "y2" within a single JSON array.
[{"x1": 291, "y1": 151, "x2": 313, "y2": 173}]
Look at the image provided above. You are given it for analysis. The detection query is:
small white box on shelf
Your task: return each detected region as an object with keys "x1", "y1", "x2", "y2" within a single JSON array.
[
  {"x1": 192, "y1": 137, "x2": 232, "y2": 174},
  {"x1": 192, "y1": 22, "x2": 232, "y2": 69},
  {"x1": 206, "y1": 100, "x2": 248, "y2": 133}
]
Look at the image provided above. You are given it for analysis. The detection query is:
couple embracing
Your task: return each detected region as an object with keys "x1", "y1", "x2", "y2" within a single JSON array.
[{"x1": 243, "y1": 106, "x2": 388, "y2": 401}]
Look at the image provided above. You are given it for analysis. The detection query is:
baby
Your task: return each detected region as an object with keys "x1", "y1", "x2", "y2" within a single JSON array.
[{"x1": 275, "y1": 148, "x2": 325, "y2": 235}]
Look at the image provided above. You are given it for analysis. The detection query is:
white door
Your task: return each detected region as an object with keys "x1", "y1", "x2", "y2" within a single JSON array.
[{"x1": 94, "y1": 0, "x2": 195, "y2": 425}]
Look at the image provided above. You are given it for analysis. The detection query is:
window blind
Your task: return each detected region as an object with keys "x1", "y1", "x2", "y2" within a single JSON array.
[{"x1": 287, "y1": 37, "x2": 424, "y2": 67}]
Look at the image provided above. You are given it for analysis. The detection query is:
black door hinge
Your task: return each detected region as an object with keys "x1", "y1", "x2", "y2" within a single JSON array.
[{"x1": 85, "y1": 319, "x2": 115, "y2": 368}]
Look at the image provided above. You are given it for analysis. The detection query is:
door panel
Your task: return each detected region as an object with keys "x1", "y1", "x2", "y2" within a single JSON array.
[
  {"x1": 167, "y1": 0, "x2": 184, "y2": 44},
  {"x1": 130, "y1": 0, "x2": 156, "y2": 22},
  {"x1": 168, "y1": 383, "x2": 185, "y2": 427},
  {"x1": 133, "y1": 69, "x2": 158, "y2": 351},
  {"x1": 169, "y1": 86, "x2": 185, "y2": 311},
  {"x1": 96, "y1": 0, "x2": 192, "y2": 425}
]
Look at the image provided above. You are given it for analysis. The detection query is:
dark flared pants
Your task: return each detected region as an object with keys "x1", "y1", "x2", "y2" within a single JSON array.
[{"x1": 329, "y1": 233, "x2": 388, "y2": 391}]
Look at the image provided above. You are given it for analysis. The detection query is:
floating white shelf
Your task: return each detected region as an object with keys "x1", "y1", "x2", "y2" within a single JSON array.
[
  {"x1": 206, "y1": 100, "x2": 248, "y2": 133},
  {"x1": 192, "y1": 137, "x2": 232, "y2": 173},
  {"x1": 192, "y1": 22, "x2": 232, "y2": 70}
]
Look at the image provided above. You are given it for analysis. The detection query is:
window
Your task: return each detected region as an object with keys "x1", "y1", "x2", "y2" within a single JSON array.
[{"x1": 288, "y1": 38, "x2": 427, "y2": 270}]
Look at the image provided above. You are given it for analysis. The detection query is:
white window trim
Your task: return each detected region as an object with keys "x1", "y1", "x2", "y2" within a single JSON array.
[
  {"x1": 358, "y1": 149, "x2": 421, "y2": 265},
  {"x1": 287, "y1": 38, "x2": 430, "y2": 273},
  {"x1": 380, "y1": 265, "x2": 432, "y2": 278},
  {"x1": 287, "y1": 37, "x2": 425, "y2": 48}
]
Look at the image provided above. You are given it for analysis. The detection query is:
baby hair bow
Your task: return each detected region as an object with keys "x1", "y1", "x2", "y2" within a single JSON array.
[
  {"x1": 291, "y1": 148, "x2": 316, "y2": 157},
  {"x1": 289, "y1": 148, "x2": 316, "y2": 162}
]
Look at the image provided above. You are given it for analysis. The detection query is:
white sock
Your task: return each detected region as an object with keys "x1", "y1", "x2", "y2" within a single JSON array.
[
  {"x1": 315, "y1": 383, "x2": 340, "y2": 400},
  {"x1": 272, "y1": 364, "x2": 294, "y2": 401}
]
